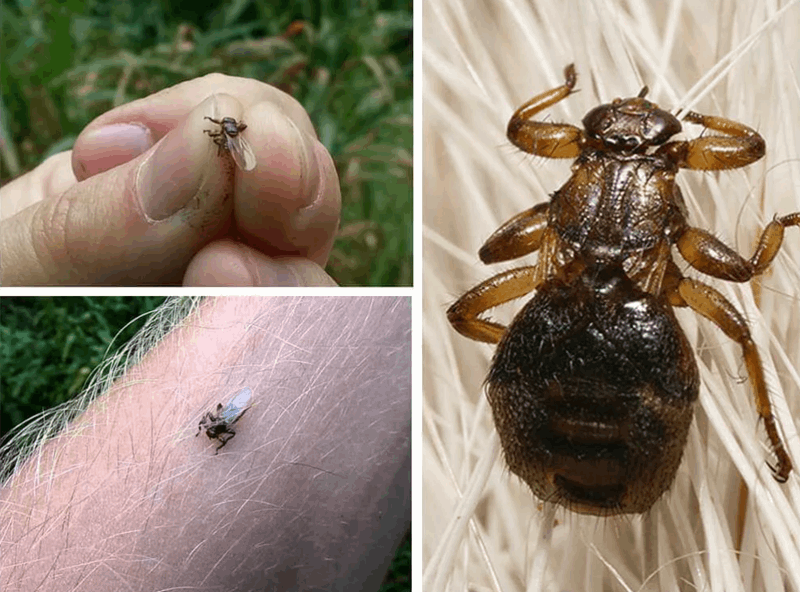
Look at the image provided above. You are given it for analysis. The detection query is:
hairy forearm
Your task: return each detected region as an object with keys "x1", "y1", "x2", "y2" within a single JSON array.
[{"x1": 0, "y1": 296, "x2": 411, "y2": 592}]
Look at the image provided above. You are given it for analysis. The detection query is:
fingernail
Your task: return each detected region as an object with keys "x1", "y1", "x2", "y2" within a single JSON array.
[
  {"x1": 136, "y1": 133, "x2": 201, "y2": 221},
  {"x1": 305, "y1": 140, "x2": 329, "y2": 206},
  {"x1": 286, "y1": 119, "x2": 321, "y2": 207},
  {"x1": 78, "y1": 124, "x2": 154, "y2": 177},
  {"x1": 88, "y1": 123, "x2": 154, "y2": 155}
]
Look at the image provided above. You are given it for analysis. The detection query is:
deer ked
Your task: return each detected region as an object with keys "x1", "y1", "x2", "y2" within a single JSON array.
[
  {"x1": 196, "y1": 387, "x2": 253, "y2": 454},
  {"x1": 203, "y1": 116, "x2": 257, "y2": 171},
  {"x1": 447, "y1": 64, "x2": 799, "y2": 515}
]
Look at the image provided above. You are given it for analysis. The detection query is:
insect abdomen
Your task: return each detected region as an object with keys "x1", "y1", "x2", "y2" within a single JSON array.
[{"x1": 487, "y1": 265, "x2": 699, "y2": 514}]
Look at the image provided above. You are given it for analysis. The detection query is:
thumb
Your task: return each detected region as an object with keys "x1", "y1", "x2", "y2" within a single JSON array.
[
  {"x1": 182, "y1": 240, "x2": 338, "y2": 286},
  {"x1": 1, "y1": 96, "x2": 237, "y2": 285}
]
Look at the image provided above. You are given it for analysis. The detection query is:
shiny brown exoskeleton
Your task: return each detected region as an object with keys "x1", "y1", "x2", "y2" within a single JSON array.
[{"x1": 447, "y1": 64, "x2": 799, "y2": 515}]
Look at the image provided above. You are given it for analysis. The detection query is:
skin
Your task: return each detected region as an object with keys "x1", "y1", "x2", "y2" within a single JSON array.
[
  {"x1": 0, "y1": 75, "x2": 340, "y2": 286},
  {"x1": 0, "y1": 296, "x2": 410, "y2": 591}
]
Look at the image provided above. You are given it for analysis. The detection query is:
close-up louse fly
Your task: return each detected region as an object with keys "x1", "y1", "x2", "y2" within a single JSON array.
[
  {"x1": 196, "y1": 386, "x2": 254, "y2": 453},
  {"x1": 203, "y1": 116, "x2": 257, "y2": 171}
]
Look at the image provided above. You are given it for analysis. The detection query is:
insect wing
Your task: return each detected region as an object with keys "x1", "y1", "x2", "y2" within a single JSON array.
[
  {"x1": 218, "y1": 387, "x2": 253, "y2": 424},
  {"x1": 226, "y1": 132, "x2": 257, "y2": 172}
]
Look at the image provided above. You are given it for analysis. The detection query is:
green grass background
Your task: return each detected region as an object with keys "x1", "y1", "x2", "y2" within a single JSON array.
[
  {"x1": 0, "y1": 0, "x2": 412, "y2": 286},
  {"x1": 0, "y1": 297, "x2": 410, "y2": 590}
]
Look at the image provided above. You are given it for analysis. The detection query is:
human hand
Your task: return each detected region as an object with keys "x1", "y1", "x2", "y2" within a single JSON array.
[{"x1": 0, "y1": 74, "x2": 340, "y2": 286}]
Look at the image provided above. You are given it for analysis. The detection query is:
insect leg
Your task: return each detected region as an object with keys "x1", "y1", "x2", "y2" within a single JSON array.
[
  {"x1": 659, "y1": 111, "x2": 765, "y2": 171},
  {"x1": 479, "y1": 202, "x2": 550, "y2": 263},
  {"x1": 676, "y1": 213, "x2": 800, "y2": 281},
  {"x1": 669, "y1": 274, "x2": 792, "y2": 482},
  {"x1": 447, "y1": 266, "x2": 540, "y2": 343},
  {"x1": 214, "y1": 430, "x2": 236, "y2": 454},
  {"x1": 506, "y1": 64, "x2": 583, "y2": 159},
  {"x1": 196, "y1": 412, "x2": 212, "y2": 436}
]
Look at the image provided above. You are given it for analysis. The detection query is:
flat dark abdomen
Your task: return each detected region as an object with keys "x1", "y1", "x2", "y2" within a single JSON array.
[{"x1": 486, "y1": 268, "x2": 699, "y2": 514}]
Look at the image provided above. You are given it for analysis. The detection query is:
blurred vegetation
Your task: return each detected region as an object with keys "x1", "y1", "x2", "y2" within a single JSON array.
[
  {"x1": 381, "y1": 529, "x2": 411, "y2": 592},
  {"x1": 0, "y1": 0, "x2": 412, "y2": 286},
  {"x1": 0, "y1": 297, "x2": 167, "y2": 435}
]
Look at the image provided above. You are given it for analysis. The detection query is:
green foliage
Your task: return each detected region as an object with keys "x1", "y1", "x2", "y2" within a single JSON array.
[
  {"x1": 0, "y1": 0, "x2": 412, "y2": 285},
  {"x1": 380, "y1": 529, "x2": 411, "y2": 592},
  {"x1": 0, "y1": 297, "x2": 166, "y2": 436}
]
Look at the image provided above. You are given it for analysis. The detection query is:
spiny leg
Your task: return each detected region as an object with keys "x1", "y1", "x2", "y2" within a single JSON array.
[
  {"x1": 196, "y1": 412, "x2": 213, "y2": 436},
  {"x1": 677, "y1": 213, "x2": 800, "y2": 282},
  {"x1": 204, "y1": 118, "x2": 229, "y2": 155},
  {"x1": 447, "y1": 266, "x2": 540, "y2": 343},
  {"x1": 214, "y1": 430, "x2": 236, "y2": 454},
  {"x1": 506, "y1": 64, "x2": 583, "y2": 159},
  {"x1": 658, "y1": 110, "x2": 765, "y2": 170},
  {"x1": 668, "y1": 274, "x2": 792, "y2": 482},
  {"x1": 479, "y1": 203, "x2": 550, "y2": 264},
  {"x1": 203, "y1": 131, "x2": 227, "y2": 155}
]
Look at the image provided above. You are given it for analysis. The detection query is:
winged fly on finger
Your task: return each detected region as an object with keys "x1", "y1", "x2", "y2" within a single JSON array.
[
  {"x1": 203, "y1": 116, "x2": 257, "y2": 171},
  {"x1": 196, "y1": 387, "x2": 253, "y2": 453}
]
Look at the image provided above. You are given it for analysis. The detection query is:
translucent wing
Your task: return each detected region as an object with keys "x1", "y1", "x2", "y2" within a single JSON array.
[
  {"x1": 217, "y1": 387, "x2": 253, "y2": 424},
  {"x1": 226, "y1": 133, "x2": 257, "y2": 172}
]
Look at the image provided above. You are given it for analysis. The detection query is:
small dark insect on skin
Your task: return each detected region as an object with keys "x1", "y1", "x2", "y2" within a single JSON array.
[
  {"x1": 196, "y1": 387, "x2": 253, "y2": 454},
  {"x1": 447, "y1": 64, "x2": 800, "y2": 516},
  {"x1": 203, "y1": 116, "x2": 257, "y2": 171}
]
